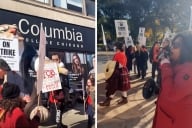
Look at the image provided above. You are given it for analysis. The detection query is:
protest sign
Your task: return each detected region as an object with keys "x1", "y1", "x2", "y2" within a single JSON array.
[
  {"x1": 42, "y1": 62, "x2": 62, "y2": 93},
  {"x1": 0, "y1": 38, "x2": 19, "y2": 71},
  {"x1": 114, "y1": 20, "x2": 129, "y2": 37}
]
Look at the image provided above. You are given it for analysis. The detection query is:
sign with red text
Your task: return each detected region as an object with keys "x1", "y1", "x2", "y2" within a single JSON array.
[
  {"x1": 42, "y1": 62, "x2": 62, "y2": 93},
  {"x1": 0, "y1": 38, "x2": 19, "y2": 71}
]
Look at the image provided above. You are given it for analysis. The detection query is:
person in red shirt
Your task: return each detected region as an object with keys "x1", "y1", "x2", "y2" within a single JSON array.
[
  {"x1": 149, "y1": 41, "x2": 160, "y2": 79},
  {"x1": 152, "y1": 30, "x2": 192, "y2": 128},
  {"x1": 85, "y1": 77, "x2": 95, "y2": 128},
  {"x1": 0, "y1": 82, "x2": 41, "y2": 128},
  {"x1": 99, "y1": 42, "x2": 130, "y2": 106}
]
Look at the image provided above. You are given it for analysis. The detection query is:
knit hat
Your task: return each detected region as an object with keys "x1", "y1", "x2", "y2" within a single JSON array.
[
  {"x1": 2, "y1": 82, "x2": 20, "y2": 99},
  {"x1": 0, "y1": 59, "x2": 11, "y2": 71}
]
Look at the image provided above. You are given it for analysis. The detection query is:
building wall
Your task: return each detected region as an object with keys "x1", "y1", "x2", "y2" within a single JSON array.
[{"x1": 0, "y1": 0, "x2": 95, "y2": 28}]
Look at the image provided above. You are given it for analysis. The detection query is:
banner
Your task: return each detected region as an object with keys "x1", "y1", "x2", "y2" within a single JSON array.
[
  {"x1": 42, "y1": 62, "x2": 62, "y2": 93},
  {"x1": 36, "y1": 26, "x2": 46, "y2": 95},
  {"x1": 114, "y1": 20, "x2": 129, "y2": 37},
  {"x1": 0, "y1": 38, "x2": 20, "y2": 71},
  {"x1": 101, "y1": 24, "x2": 107, "y2": 46}
]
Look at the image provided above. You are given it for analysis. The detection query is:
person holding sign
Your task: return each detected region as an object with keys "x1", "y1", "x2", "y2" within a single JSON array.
[
  {"x1": 47, "y1": 53, "x2": 68, "y2": 128},
  {"x1": 99, "y1": 42, "x2": 130, "y2": 106}
]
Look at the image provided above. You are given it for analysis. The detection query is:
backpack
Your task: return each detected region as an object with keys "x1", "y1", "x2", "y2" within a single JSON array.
[{"x1": 142, "y1": 78, "x2": 156, "y2": 99}]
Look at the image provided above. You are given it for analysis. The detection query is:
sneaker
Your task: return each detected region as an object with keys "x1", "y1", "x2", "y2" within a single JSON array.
[{"x1": 118, "y1": 97, "x2": 128, "y2": 105}]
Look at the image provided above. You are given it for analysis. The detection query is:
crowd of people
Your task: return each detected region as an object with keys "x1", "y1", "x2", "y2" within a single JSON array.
[
  {"x1": 1, "y1": 26, "x2": 192, "y2": 128},
  {"x1": 99, "y1": 30, "x2": 192, "y2": 128},
  {"x1": 0, "y1": 52, "x2": 95, "y2": 128}
]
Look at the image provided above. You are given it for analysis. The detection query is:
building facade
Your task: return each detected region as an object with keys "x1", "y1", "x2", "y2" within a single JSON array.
[{"x1": 0, "y1": 0, "x2": 95, "y2": 81}]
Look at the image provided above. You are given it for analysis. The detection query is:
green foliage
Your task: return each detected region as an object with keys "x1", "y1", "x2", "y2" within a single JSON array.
[{"x1": 98, "y1": 0, "x2": 192, "y2": 45}]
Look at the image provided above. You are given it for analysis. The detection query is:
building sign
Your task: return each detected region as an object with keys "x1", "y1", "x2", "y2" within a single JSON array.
[
  {"x1": 0, "y1": 38, "x2": 20, "y2": 71},
  {"x1": 0, "y1": 9, "x2": 95, "y2": 52}
]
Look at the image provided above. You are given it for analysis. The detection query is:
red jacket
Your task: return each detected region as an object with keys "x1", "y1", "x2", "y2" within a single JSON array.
[
  {"x1": 0, "y1": 107, "x2": 39, "y2": 128},
  {"x1": 152, "y1": 44, "x2": 160, "y2": 63},
  {"x1": 49, "y1": 89, "x2": 64, "y2": 103},
  {"x1": 152, "y1": 62, "x2": 192, "y2": 128},
  {"x1": 113, "y1": 51, "x2": 127, "y2": 67}
]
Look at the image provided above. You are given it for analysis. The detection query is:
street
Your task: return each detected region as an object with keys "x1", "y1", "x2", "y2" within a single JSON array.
[
  {"x1": 39, "y1": 103, "x2": 88, "y2": 128},
  {"x1": 97, "y1": 52, "x2": 156, "y2": 128}
]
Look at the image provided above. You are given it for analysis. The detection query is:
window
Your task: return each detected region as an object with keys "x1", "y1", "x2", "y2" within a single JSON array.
[
  {"x1": 86, "y1": 0, "x2": 95, "y2": 16},
  {"x1": 67, "y1": 0, "x2": 83, "y2": 13},
  {"x1": 35, "y1": 0, "x2": 49, "y2": 3},
  {"x1": 53, "y1": 0, "x2": 67, "y2": 9}
]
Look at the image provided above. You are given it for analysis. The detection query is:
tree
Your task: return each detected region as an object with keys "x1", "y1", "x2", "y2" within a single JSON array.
[{"x1": 97, "y1": 0, "x2": 192, "y2": 46}]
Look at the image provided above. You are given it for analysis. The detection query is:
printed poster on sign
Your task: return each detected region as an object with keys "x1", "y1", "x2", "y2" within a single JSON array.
[
  {"x1": 0, "y1": 38, "x2": 20, "y2": 71},
  {"x1": 114, "y1": 20, "x2": 129, "y2": 37},
  {"x1": 42, "y1": 62, "x2": 62, "y2": 93},
  {"x1": 138, "y1": 27, "x2": 146, "y2": 46},
  {"x1": 126, "y1": 36, "x2": 134, "y2": 47},
  {"x1": 138, "y1": 27, "x2": 145, "y2": 37}
]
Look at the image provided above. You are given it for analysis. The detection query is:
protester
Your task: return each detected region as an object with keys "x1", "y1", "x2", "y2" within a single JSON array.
[
  {"x1": 149, "y1": 41, "x2": 160, "y2": 79},
  {"x1": 0, "y1": 59, "x2": 31, "y2": 103},
  {"x1": 0, "y1": 82, "x2": 41, "y2": 128},
  {"x1": 135, "y1": 44, "x2": 142, "y2": 78},
  {"x1": 85, "y1": 77, "x2": 95, "y2": 128},
  {"x1": 140, "y1": 45, "x2": 148, "y2": 79},
  {"x1": 99, "y1": 42, "x2": 130, "y2": 106},
  {"x1": 125, "y1": 45, "x2": 135, "y2": 72},
  {"x1": 152, "y1": 30, "x2": 192, "y2": 128},
  {"x1": 48, "y1": 53, "x2": 68, "y2": 128}
]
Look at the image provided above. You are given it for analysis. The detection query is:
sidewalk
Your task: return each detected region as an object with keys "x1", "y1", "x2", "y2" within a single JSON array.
[{"x1": 97, "y1": 71, "x2": 156, "y2": 128}]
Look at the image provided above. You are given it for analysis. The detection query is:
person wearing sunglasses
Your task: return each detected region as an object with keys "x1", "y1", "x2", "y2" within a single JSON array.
[{"x1": 152, "y1": 31, "x2": 192, "y2": 128}]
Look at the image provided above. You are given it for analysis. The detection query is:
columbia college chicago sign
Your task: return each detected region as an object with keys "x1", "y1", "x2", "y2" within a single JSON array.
[{"x1": 0, "y1": 9, "x2": 95, "y2": 53}]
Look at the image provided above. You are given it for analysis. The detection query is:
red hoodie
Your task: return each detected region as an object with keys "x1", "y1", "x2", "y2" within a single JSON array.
[{"x1": 0, "y1": 107, "x2": 39, "y2": 128}]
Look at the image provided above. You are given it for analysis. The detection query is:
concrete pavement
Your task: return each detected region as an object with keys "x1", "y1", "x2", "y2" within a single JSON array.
[{"x1": 97, "y1": 71, "x2": 157, "y2": 128}]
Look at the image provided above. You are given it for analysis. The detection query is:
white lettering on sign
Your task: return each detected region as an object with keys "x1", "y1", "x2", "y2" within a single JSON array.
[{"x1": 18, "y1": 19, "x2": 83, "y2": 42}]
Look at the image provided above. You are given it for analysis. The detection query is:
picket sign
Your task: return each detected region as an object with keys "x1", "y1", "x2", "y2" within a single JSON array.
[
  {"x1": 41, "y1": 61, "x2": 62, "y2": 93},
  {"x1": 0, "y1": 38, "x2": 20, "y2": 71}
]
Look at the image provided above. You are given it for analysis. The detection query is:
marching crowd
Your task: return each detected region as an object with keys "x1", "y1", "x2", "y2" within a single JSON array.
[{"x1": 99, "y1": 30, "x2": 192, "y2": 128}]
